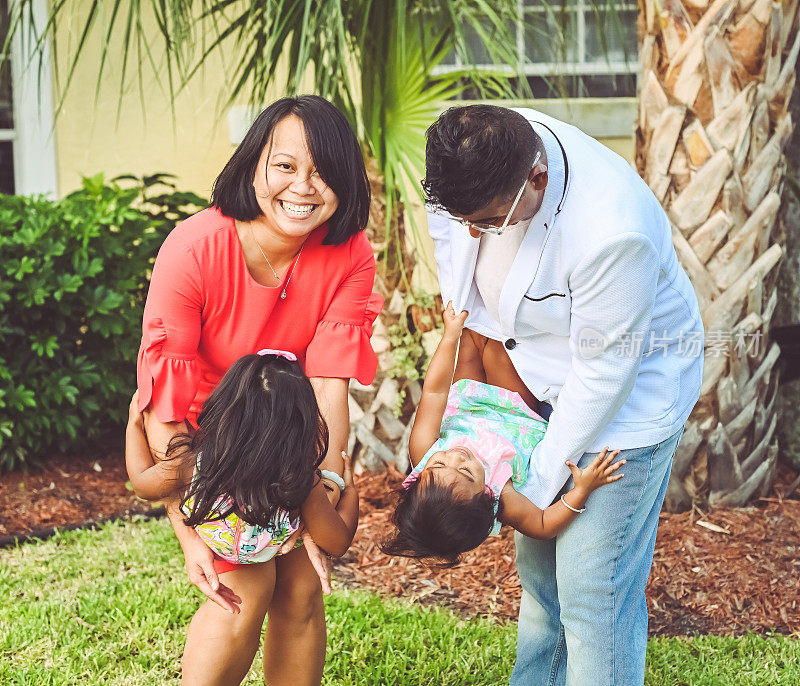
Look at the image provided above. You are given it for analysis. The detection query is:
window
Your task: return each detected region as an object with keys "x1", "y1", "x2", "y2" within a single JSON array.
[
  {"x1": 0, "y1": 0, "x2": 16, "y2": 193},
  {"x1": 2, "y1": 0, "x2": 58, "y2": 197},
  {"x1": 440, "y1": 0, "x2": 638, "y2": 99}
]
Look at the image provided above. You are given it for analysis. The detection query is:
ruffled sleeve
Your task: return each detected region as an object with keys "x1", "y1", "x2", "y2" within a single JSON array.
[
  {"x1": 304, "y1": 234, "x2": 384, "y2": 385},
  {"x1": 136, "y1": 230, "x2": 203, "y2": 423}
]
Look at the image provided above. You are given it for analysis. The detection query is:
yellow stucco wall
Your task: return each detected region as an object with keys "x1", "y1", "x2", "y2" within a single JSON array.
[
  {"x1": 51, "y1": 7, "x2": 300, "y2": 198},
  {"x1": 52, "y1": 13, "x2": 635, "y2": 203},
  {"x1": 51, "y1": 13, "x2": 634, "y2": 286},
  {"x1": 599, "y1": 136, "x2": 635, "y2": 162}
]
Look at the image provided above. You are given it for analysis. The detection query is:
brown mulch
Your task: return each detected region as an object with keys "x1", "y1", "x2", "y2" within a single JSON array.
[
  {"x1": 333, "y1": 465, "x2": 800, "y2": 637},
  {"x1": 2, "y1": 450, "x2": 799, "y2": 636},
  {"x1": 0, "y1": 446, "x2": 152, "y2": 538}
]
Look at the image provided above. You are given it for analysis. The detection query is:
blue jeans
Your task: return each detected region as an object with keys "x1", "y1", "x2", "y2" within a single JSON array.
[{"x1": 511, "y1": 428, "x2": 683, "y2": 686}]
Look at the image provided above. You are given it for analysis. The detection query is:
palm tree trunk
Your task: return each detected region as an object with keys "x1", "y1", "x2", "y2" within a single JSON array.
[
  {"x1": 635, "y1": 0, "x2": 800, "y2": 509},
  {"x1": 345, "y1": 158, "x2": 420, "y2": 476}
]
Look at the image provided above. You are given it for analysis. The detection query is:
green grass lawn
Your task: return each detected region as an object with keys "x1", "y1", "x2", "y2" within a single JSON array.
[{"x1": 0, "y1": 518, "x2": 797, "y2": 685}]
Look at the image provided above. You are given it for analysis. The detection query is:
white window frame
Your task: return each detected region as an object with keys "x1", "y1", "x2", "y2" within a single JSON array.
[
  {"x1": 434, "y1": 0, "x2": 639, "y2": 138},
  {"x1": 6, "y1": 0, "x2": 58, "y2": 197}
]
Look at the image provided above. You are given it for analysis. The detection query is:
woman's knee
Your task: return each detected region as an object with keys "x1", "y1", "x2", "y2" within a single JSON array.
[
  {"x1": 270, "y1": 552, "x2": 324, "y2": 623},
  {"x1": 271, "y1": 579, "x2": 323, "y2": 624},
  {"x1": 190, "y1": 598, "x2": 266, "y2": 646}
]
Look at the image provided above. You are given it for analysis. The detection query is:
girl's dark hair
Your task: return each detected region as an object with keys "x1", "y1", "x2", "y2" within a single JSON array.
[
  {"x1": 381, "y1": 477, "x2": 498, "y2": 567},
  {"x1": 422, "y1": 104, "x2": 543, "y2": 215},
  {"x1": 170, "y1": 353, "x2": 328, "y2": 528},
  {"x1": 211, "y1": 94, "x2": 370, "y2": 246}
]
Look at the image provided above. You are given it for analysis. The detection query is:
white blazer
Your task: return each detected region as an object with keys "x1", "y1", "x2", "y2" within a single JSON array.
[{"x1": 427, "y1": 108, "x2": 704, "y2": 508}]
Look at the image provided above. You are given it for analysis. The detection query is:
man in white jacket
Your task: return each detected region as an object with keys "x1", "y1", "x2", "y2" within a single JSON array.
[{"x1": 423, "y1": 105, "x2": 703, "y2": 685}]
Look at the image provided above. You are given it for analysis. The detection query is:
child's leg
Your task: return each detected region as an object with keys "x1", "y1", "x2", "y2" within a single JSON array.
[
  {"x1": 262, "y1": 546, "x2": 326, "y2": 686},
  {"x1": 182, "y1": 561, "x2": 276, "y2": 686},
  {"x1": 455, "y1": 329, "x2": 542, "y2": 414},
  {"x1": 453, "y1": 329, "x2": 488, "y2": 383},
  {"x1": 481, "y1": 338, "x2": 542, "y2": 413}
]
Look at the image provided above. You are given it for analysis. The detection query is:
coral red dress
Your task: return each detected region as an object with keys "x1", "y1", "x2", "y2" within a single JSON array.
[{"x1": 136, "y1": 207, "x2": 382, "y2": 426}]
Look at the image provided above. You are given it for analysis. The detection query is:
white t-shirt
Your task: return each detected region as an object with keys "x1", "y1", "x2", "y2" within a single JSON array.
[{"x1": 474, "y1": 220, "x2": 531, "y2": 324}]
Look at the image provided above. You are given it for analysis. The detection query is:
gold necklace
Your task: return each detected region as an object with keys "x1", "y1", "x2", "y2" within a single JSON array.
[
  {"x1": 250, "y1": 224, "x2": 280, "y2": 284},
  {"x1": 249, "y1": 224, "x2": 306, "y2": 299},
  {"x1": 280, "y1": 242, "x2": 305, "y2": 300}
]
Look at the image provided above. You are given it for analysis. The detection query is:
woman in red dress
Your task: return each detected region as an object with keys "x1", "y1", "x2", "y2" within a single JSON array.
[{"x1": 132, "y1": 95, "x2": 381, "y2": 685}]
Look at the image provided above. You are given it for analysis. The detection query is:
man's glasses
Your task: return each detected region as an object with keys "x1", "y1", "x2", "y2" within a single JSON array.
[{"x1": 431, "y1": 152, "x2": 543, "y2": 236}]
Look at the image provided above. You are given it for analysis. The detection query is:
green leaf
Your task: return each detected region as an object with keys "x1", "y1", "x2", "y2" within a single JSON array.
[{"x1": 0, "y1": 176, "x2": 206, "y2": 469}]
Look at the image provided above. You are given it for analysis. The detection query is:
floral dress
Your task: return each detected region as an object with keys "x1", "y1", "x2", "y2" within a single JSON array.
[
  {"x1": 182, "y1": 457, "x2": 299, "y2": 565},
  {"x1": 403, "y1": 379, "x2": 548, "y2": 533}
]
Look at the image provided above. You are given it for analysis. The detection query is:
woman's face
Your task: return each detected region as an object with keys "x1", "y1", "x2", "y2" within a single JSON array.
[{"x1": 253, "y1": 114, "x2": 339, "y2": 239}]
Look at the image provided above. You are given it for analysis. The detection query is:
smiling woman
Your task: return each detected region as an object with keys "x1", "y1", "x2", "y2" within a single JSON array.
[
  {"x1": 212, "y1": 96, "x2": 369, "y2": 248},
  {"x1": 131, "y1": 95, "x2": 382, "y2": 686}
]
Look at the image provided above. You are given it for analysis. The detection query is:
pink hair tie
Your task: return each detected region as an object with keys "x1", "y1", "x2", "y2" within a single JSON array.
[
  {"x1": 401, "y1": 471, "x2": 420, "y2": 489},
  {"x1": 256, "y1": 348, "x2": 297, "y2": 361}
]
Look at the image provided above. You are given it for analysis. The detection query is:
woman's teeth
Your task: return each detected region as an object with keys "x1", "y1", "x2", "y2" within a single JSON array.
[{"x1": 280, "y1": 200, "x2": 316, "y2": 217}]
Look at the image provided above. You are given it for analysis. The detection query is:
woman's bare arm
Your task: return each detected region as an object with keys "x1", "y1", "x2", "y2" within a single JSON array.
[
  {"x1": 310, "y1": 377, "x2": 349, "y2": 490},
  {"x1": 125, "y1": 395, "x2": 188, "y2": 500}
]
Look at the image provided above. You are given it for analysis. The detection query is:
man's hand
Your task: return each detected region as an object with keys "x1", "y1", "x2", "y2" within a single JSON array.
[{"x1": 442, "y1": 301, "x2": 468, "y2": 342}]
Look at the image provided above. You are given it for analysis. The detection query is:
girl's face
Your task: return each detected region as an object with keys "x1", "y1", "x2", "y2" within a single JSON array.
[
  {"x1": 424, "y1": 446, "x2": 486, "y2": 498},
  {"x1": 253, "y1": 114, "x2": 339, "y2": 239}
]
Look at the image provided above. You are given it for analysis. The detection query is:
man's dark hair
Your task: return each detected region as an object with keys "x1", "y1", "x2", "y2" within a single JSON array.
[
  {"x1": 211, "y1": 94, "x2": 370, "y2": 246},
  {"x1": 423, "y1": 105, "x2": 543, "y2": 215},
  {"x1": 381, "y1": 477, "x2": 498, "y2": 567}
]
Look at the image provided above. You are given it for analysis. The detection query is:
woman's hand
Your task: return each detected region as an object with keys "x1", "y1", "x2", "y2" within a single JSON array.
[
  {"x1": 442, "y1": 301, "x2": 468, "y2": 342},
  {"x1": 302, "y1": 532, "x2": 332, "y2": 595},
  {"x1": 566, "y1": 448, "x2": 624, "y2": 495},
  {"x1": 178, "y1": 518, "x2": 242, "y2": 613}
]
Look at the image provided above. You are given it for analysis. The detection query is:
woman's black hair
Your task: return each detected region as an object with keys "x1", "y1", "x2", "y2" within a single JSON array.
[
  {"x1": 380, "y1": 477, "x2": 498, "y2": 567},
  {"x1": 422, "y1": 104, "x2": 543, "y2": 216},
  {"x1": 211, "y1": 94, "x2": 370, "y2": 246},
  {"x1": 170, "y1": 353, "x2": 328, "y2": 528}
]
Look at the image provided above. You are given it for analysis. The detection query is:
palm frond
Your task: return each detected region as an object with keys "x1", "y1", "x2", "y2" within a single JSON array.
[{"x1": 7, "y1": 0, "x2": 625, "y2": 290}]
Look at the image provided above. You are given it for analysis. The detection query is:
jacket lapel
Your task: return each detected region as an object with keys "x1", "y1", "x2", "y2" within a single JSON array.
[
  {"x1": 496, "y1": 117, "x2": 569, "y2": 337},
  {"x1": 497, "y1": 218, "x2": 549, "y2": 336}
]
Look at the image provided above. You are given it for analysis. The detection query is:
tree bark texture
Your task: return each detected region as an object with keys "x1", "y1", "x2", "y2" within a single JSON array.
[{"x1": 635, "y1": 0, "x2": 800, "y2": 509}]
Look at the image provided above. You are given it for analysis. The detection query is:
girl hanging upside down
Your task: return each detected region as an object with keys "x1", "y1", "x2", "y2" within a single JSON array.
[{"x1": 382, "y1": 302, "x2": 624, "y2": 566}]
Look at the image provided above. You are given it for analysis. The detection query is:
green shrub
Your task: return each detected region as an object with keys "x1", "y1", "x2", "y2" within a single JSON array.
[{"x1": 0, "y1": 173, "x2": 206, "y2": 470}]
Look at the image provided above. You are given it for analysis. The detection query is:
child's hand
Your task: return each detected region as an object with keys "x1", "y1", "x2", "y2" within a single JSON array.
[
  {"x1": 128, "y1": 391, "x2": 144, "y2": 430},
  {"x1": 566, "y1": 448, "x2": 624, "y2": 494},
  {"x1": 341, "y1": 451, "x2": 354, "y2": 489},
  {"x1": 442, "y1": 301, "x2": 468, "y2": 341}
]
